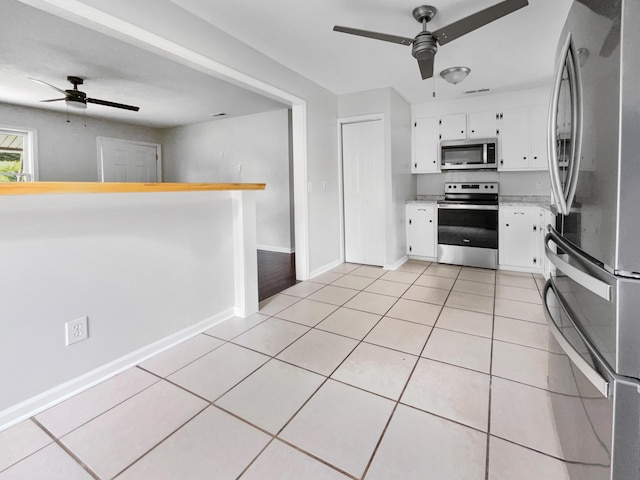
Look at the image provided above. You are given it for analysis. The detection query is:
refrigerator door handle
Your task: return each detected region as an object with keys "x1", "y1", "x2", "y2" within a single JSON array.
[
  {"x1": 543, "y1": 281, "x2": 610, "y2": 398},
  {"x1": 545, "y1": 227, "x2": 612, "y2": 301},
  {"x1": 547, "y1": 34, "x2": 571, "y2": 215},
  {"x1": 564, "y1": 39, "x2": 584, "y2": 213}
]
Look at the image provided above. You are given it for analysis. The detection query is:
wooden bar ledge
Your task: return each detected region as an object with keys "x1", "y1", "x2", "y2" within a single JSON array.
[{"x1": 0, "y1": 182, "x2": 266, "y2": 196}]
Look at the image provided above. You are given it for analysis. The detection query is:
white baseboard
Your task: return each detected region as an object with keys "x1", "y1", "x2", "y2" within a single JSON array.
[
  {"x1": 257, "y1": 245, "x2": 295, "y2": 254},
  {"x1": 309, "y1": 258, "x2": 343, "y2": 280},
  {"x1": 383, "y1": 256, "x2": 409, "y2": 271},
  {"x1": 498, "y1": 265, "x2": 543, "y2": 275},
  {"x1": 0, "y1": 308, "x2": 234, "y2": 432}
]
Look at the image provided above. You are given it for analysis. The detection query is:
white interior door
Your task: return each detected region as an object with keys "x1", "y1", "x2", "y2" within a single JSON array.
[
  {"x1": 98, "y1": 137, "x2": 161, "y2": 182},
  {"x1": 342, "y1": 120, "x2": 385, "y2": 266}
]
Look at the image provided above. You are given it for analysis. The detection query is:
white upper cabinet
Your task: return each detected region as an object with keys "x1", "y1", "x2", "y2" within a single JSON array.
[
  {"x1": 411, "y1": 90, "x2": 551, "y2": 174},
  {"x1": 468, "y1": 111, "x2": 499, "y2": 139},
  {"x1": 438, "y1": 113, "x2": 467, "y2": 141},
  {"x1": 498, "y1": 105, "x2": 549, "y2": 171},
  {"x1": 498, "y1": 107, "x2": 530, "y2": 170},
  {"x1": 412, "y1": 117, "x2": 440, "y2": 173},
  {"x1": 530, "y1": 104, "x2": 549, "y2": 170}
]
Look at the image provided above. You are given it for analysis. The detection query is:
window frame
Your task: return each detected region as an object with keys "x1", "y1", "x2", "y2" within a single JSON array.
[{"x1": 0, "y1": 126, "x2": 38, "y2": 182}]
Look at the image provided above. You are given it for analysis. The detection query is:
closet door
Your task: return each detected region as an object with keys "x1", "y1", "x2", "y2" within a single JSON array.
[{"x1": 342, "y1": 120, "x2": 385, "y2": 265}]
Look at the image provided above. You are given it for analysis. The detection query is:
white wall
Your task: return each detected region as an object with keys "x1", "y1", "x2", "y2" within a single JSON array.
[
  {"x1": 0, "y1": 102, "x2": 163, "y2": 181},
  {"x1": 0, "y1": 191, "x2": 250, "y2": 426},
  {"x1": 388, "y1": 89, "x2": 413, "y2": 264},
  {"x1": 338, "y1": 88, "x2": 415, "y2": 267},
  {"x1": 162, "y1": 109, "x2": 293, "y2": 252},
  {"x1": 48, "y1": 0, "x2": 341, "y2": 275}
]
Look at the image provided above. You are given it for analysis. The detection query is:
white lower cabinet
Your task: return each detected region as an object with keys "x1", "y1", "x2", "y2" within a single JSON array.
[
  {"x1": 499, "y1": 206, "x2": 545, "y2": 272},
  {"x1": 406, "y1": 204, "x2": 437, "y2": 259}
]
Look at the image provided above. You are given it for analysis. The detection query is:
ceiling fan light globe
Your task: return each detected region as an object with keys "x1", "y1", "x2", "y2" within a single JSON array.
[{"x1": 440, "y1": 66, "x2": 471, "y2": 84}]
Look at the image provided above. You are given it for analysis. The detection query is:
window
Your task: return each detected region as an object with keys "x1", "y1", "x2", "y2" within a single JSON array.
[{"x1": 0, "y1": 128, "x2": 37, "y2": 182}]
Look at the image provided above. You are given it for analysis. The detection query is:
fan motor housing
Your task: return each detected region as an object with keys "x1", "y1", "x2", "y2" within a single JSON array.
[{"x1": 412, "y1": 31, "x2": 438, "y2": 60}]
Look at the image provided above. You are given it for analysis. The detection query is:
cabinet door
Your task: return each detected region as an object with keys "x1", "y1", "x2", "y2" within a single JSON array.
[
  {"x1": 498, "y1": 107, "x2": 529, "y2": 170},
  {"x1": 439, "y1": 113, "x2": 467, "y2": 141},
  {"x1": 412, "y1": 117, "x2": 439, "y2": 173},
  {"x1": 468, "y1": 111, "x2": 498, "y2": 139},
  {"x1": 529, "y1": 104, "x2": 548, "y2": 170},
  {"x1": 499, "y1": 207, "x2": 540, "y2": 269},
  {"x1": 406, "y1": 204, "x2": 436, "y2": 257}
]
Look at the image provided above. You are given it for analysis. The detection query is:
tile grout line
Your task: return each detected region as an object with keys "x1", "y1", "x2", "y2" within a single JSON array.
[
  {"x1": 484, "y1": 270, "x2": 498, "y2": 480},
  {"x1": 360, "y1": 263, "x2": 462, "y2": 479},
  {"x1": 109, "y1": 403, "x2": 210, "y2": 479},
  {"x1": 264, "y1": 264, "x2": 428, "y2": 479},
  {"x1": 30, "y1": 417, "x2": 101, "y2": 480}
]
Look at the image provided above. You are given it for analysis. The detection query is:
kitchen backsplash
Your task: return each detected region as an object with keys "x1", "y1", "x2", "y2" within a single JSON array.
[{"x1": 416, "y1": 170, "x2": 551, "y2": 196}]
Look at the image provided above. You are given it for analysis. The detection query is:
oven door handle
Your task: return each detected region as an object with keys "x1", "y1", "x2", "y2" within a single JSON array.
[{"x1": 437, "y1": 204, "x2": 498, "y2": 210}]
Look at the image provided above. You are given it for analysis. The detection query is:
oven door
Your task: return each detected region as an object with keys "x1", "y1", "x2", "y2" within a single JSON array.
[
  {"x1": 437, "y1": 204, "x2": 498, "y2": 249},
  {"x1": 437, "y1": 204, "x2": 498, "y2": 269}
]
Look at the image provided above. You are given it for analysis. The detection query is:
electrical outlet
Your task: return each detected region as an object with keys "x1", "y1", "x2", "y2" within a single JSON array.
[{"x1": 65, "y1": 316, "x2": 88, "y2": 346}]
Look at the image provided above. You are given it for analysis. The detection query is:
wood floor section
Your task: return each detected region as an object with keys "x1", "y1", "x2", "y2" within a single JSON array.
[{"x1": 257, "y1": 250, "x2": 296, "y2": 302}]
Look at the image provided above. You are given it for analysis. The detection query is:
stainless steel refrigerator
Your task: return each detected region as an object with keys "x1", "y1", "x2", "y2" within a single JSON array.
[{"x1": 544, "y1": 0, "x2": 640, "y2": 479}]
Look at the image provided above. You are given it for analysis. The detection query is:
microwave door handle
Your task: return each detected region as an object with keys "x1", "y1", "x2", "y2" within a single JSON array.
[
  {"x1": 483, "y1": 144, "x2": 487, "y2": 163},
  {"x1": 543, "y1": 281, "x2": 610, "y2": 398},
  {"x1": 545, "y1": 227, "x2": 611, "y2": 301},
  {"x1": 547, "y1": 35, "x2": 571, "y2": 216},
  {"x1": 564, "y1": 41, "x2": 584, "y2": 213}
]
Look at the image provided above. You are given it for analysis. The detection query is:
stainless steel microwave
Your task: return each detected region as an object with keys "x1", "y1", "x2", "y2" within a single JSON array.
[{"x1": 440, "y1": 138, "x2": 497, "y2": 170}]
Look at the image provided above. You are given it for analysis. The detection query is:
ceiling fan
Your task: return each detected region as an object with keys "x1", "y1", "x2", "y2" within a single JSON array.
[
  {"x1": 333, "y1": 0, "x2": 529, "y2": 80},
  {"x1": 29, "y1": 76, "x2": 140, "y2": 112}
]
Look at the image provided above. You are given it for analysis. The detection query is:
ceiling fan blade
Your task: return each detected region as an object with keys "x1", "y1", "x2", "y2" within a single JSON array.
[
  {"x1": 599, "y1": 17, "x2": 620, "y2": 57},
  {"x1": 86, "y1": 97, "x2": 140, "y2": 112},
  {"x1": 417, "y1": 56, "x2": 435, "y2": 80},
  {"x1": 29, "y1": 78, "x2": 66, "y2": 95},
  {"x1": 433, "y1": 0, "x2": 528, "y2": 46},
  {"x1": 40, "y1": 98, "x2": 66, "y2": 103},
  {"x1": 333, "y1": 25, "x2": 414, "y2": 45}
]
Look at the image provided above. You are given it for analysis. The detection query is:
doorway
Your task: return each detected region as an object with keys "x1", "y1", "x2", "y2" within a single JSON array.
[
  {"x1": 340, "y1": 117, "x2": 385, "y2": 266},
  {"x1": 97, "y1": 137, "x2": 162, "y2": 182}
]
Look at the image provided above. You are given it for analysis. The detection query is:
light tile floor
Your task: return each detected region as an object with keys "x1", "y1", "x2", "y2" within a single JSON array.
[{"x1": 0, "y1": 261, "x2": 577, "y2": 480}]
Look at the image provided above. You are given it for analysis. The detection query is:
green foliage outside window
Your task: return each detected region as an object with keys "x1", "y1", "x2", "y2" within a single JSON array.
[{"x1": 0, "y1": 152, "x2": 22, "y2": 182}]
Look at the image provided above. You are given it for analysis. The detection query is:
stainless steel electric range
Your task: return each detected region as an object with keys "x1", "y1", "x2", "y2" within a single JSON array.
[{"x1": 437, "y1": 182, "x2": 498, "y2": 269}]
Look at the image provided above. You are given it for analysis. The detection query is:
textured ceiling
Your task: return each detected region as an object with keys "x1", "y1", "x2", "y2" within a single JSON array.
[
  {"x1": 0, "y1": 0, "x2": 287, "y2": 128},
  {"x1": 171, "y1": 0, "x2": 573, "y2": 102}
]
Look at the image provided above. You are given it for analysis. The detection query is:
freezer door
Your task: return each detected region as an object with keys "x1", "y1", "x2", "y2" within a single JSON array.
[
  {"x1": 544, "y1": 281, "x2": 640, "y2": 479},
  {"x1": 546, "y1": 226, "x2": 640, "y2": 378}
]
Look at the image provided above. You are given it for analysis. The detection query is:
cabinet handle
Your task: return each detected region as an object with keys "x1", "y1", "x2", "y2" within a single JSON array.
[
  {"x1": 429, "y1": 220, "x2": 432, "y2": 223},
  {"x1": 432, "y1": 160, "x2": 436, "y2": 164},
  {"x1": 460, "y1": 130, "x2": 464, "y2": 133},
  {"x1": 414, "y1": 163, "x2": 417, "y2": 168},
  {"x1": 533, "y1": 257, "x2": 537, "y2": 264},
  {"x1": 409, "y1": 246, "x2": 412, "y2": 252},
  {"x1": 523, "y1": 156, "x2": 527, "y2": 159},
  {"x1": 506, "y1": 223, "x2": 509, "y2": 227},
  {"x1": 534, "y1": 156, "x2": 538, "y2": 159},
  {"x1": 533, "y1": 225, "x2": 537, "y2": 231},
  {"x1": 500, "y1": 160, "x2": 504, "y2": 164},
  {"x1": 471, "y1": 129, "x2": 475, "y2": 133},
  {"x1": 409, "y1": 219, "x2": 412, "y2": 225}
]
